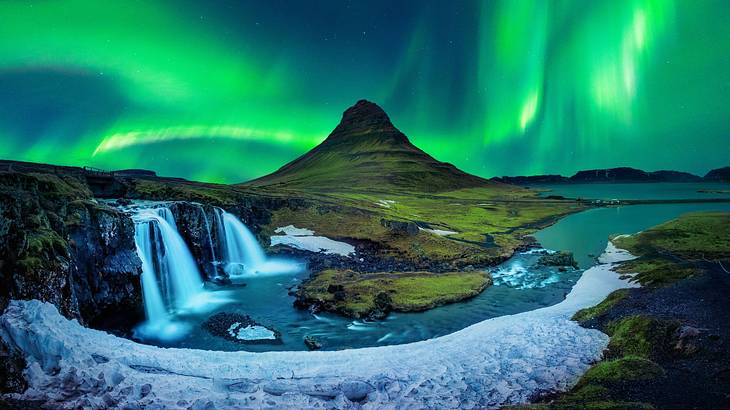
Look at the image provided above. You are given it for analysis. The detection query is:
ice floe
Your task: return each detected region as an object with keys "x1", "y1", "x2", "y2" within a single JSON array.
[
  {"x1": 0, "y1": 241, "x2": 638, "y2": 409},
  {"x1": 270, "y1": 225, "x2": 355, "y2": 256}
]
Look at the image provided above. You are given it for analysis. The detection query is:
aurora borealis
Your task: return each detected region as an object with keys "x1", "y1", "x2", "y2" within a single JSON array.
[{"x1": 1, "y1": 0, "x2": 728, "y2": 183}]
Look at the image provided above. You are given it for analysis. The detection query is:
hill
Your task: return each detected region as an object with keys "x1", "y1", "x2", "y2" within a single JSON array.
[{"x1": 244, "y1": 100, "x2": 500, "y2": 193}]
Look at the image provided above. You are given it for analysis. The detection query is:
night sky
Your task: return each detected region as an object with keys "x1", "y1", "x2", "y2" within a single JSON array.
[{"x1": 1, "y1": 0, "x2": 729, "y2": 183}]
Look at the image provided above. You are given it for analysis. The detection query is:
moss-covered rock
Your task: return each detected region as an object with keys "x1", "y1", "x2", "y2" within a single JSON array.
[
  {"x1": 572, "y1": 289, "x2": 629, "y2": 323},
  {"x1": 296, "y1": 269, "x2": 492, "y2": 318}
]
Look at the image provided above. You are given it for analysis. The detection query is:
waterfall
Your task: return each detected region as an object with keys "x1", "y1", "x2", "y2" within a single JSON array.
[
  {"x1": 215, "y1": 208, "x2": 301, "y2": 277},
  {"x1": 134, "y1": 225, "x2": 167, "y2": 326},
  {"x1": 132, "y1": 206, "x2": 232, "y2": 341},
  {"x1": 133, "y1": 207, "x2": 205, "y2": 310},
  {"x1": 196, "y1": 204, "x2": 218, "y2": 275}
]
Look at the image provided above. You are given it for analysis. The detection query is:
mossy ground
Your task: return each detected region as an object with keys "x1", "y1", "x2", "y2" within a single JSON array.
[
  {"x1": 537, "y1": 212, "x2": 730, "y2": 409},
  {"x1": 572, "y1": 289, "x2": 629, "y2": 323},
  {"x1": 298, "y1": 269, "x2": 491, "y2": 318},
  {"x1": 265, "y1": 187, "x2": 582, "y2": 266}
]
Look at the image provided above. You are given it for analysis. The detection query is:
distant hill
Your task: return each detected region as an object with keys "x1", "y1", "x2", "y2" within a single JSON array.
[
  {"x1": 243, "y1": 100, "x2": 504, "y2": 193},
  {"x1": 704, "y1": 166, "x2": 730, "y2": 182},
  {"x1": 492, "y1": 167, "x2": 707, "y2": 185}
]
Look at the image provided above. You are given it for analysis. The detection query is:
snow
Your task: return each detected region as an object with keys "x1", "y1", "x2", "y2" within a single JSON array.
[
  {"x1": 270, "y1": 225, "x2": 355, "y2": 257},
  {"x1": 419, "y1": 227, "x2": 458, "y2": 236},
  {"x1": 228, "y1": 322, "x2": 277, "y2": 341},
  {"x1": 374, "y1": 199, "x2": 396, "y2": 208},
  {"x1": 274, "y1": 225, "x2": 315, "y2": 236},
  {"x1": 1, "y1": 242, "x2": 638, "y2": 409}
]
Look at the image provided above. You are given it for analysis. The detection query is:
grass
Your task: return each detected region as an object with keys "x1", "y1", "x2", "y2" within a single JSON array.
[
  {"x1": 298, "y1": 269, "x2": 491, "y2": 318},
  {"x1": 613, "y1": 212, "x2": 730, "y2": 263},
  {"x1": 266, "y1": 187, "x2": 582, "y2": 267},
  {"x1": 577, "y1": 356, "x2": 665, "y2": 387},
  {"x1": 550, "y1": 213, "x2": 730, "y2": 409},
  {"x1": 614, "y1": 257, "x2": 697, "y2": 287},
  {"x1": 605, "y1": 315, "x2": 677, "y2": 359},
  {"x1": 572, "y1": 289, "x2": 629, "y2": 323}
]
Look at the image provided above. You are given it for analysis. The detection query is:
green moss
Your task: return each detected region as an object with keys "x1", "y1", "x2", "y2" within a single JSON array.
[
  {"x1": 615, "y1": 257, "x2": 697, "y2": 287},
  {"x1": 572, "y1": 289, "x2": 629, "y2": 323},
  {"x1": 578, "y1": 356, "x2": 664, "y2": 387},
  {"x1": 25, "y1": 228, "x2": 67, "y2": 258},
  {"x1": 299, "y1": 269, "x2": 491, "y2": 317},
  {"x1": 613, "y1": 212, "x2": 730, "y2": 263},
  {"x1": 267, "y1": 187, "x2": 582, "y2": 267},
  {"x1": 605, "y1": 315, "x2": 677, "y2": 359}
]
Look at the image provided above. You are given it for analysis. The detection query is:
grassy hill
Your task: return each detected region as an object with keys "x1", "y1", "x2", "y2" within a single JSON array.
[{"x1": 243, "y1": 99, "x2": 504, "y2": 193}]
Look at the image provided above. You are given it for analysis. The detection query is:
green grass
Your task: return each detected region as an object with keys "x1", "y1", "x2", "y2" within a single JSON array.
[
  {"x1": 577, "y1": 356, "x2": 665, "y2": 387},
  {"x1": 605, "y1": 315, "x2": 677, "y2": 359},
  {"x1": 299, "y1": 269, "x2": 491, "y2": 318},
  {"x1": 572, "y1": 289, "x2": 629, "y2": 323},
  {"x1": 266, "y1": 187, "x2": 582, "y2": 267},
  {"x1": 614, "y1": 257, "x2": 697, "y2": 287},
  {"x1": 613, "y1": 212, "x2": 730, "y2": 262}
]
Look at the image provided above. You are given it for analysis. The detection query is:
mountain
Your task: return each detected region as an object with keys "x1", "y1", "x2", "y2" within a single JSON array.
[
  {"x1": 243, "y1": 100, "x2": 498, "y2": 192},
  {"x1": 704, "y1": 166, "x2": 730, "y2": 182},
  {"x1": 490, "y1": 175, "x2": 568, "y2": 185},
  {"x1": 492, "y1": 167, "x2": 704, "y2": 185}
]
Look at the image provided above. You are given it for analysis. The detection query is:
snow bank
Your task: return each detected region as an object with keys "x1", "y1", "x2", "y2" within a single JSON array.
[
  {"x1": 419, "y1": 227, "x2": 458, "y2": 236},
  {"x1": 1, "y1": 243, "x2": 637, "y2": 409},
  {"x1": 270, "y1": 225, "x2": 355, "y2": 257}
]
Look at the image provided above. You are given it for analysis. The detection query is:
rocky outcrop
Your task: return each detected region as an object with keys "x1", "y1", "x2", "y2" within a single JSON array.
[
  {"x1": 0, "y1": 171, "x2": 143, "y2": 326},
  {"x1": 537, "y1": 251, "x2": 578, "y2": 269},
  {"x1": 380, "y1": 218, "x2": 419, "y2": 236}
]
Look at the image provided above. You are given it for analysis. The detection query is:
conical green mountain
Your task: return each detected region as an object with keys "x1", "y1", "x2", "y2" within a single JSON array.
[{"x1": 244, "y1": 100, "x2": 497, "y2": 192}]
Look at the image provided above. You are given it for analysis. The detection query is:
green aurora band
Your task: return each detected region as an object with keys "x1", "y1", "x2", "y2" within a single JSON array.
[{"x1": 0, "y1": 0, "x2": 728, "y2": 183}]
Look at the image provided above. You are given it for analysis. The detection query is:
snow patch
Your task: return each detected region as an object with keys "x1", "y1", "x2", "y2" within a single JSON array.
[
  {"x1": 270, "y1": 225, "x2": 355, "y2": 257},
  {"x1": 1, "y1": 243, "x2": 639, "y2": 409},
  {"x1": 227, "y1": 322, "x2": 277, "y2": 341},
  {"x1": 419, "y1": 227, "x2": 458, "y2": 236},
  {"x1": 375, "y1": 199, "x2": 396, "y2": 208},
  {"x1": 274, "y1": 225, "x2": 315, "y2": 236}
]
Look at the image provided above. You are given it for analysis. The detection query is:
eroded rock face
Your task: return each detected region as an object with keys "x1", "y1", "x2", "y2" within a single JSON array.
[{"x1": 0, "y1": 171, "x2": 143, "y2": 326}]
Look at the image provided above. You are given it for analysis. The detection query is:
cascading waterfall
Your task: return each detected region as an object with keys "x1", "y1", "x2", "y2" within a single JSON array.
[
  {"x1": 214, "y1": 208, "x2": 301, "y2": 277},
  {"x1": 196, "y1": 204, "x2": 219, "y2": 276},
  {"x1": 132, "y1": 206, "x2": 229, "y2": 341}
]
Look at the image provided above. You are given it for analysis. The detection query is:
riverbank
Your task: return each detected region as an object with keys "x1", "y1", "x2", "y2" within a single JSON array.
[
  {"x1": 524, "y1": 212, "x2": 730, "y2": 409},
  {"x1": 0, "y1": 242, "x2": 636, "y2": 409}
]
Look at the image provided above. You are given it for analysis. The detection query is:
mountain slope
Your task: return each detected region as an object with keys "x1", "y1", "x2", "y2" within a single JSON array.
[{"x1": 243, "y1": 100, "x2": 498, "y2": 193}]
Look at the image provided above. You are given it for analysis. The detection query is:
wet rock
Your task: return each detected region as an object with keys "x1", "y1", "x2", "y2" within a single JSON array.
[
  {"x1": 202, "y1": 312, "x2": 282, "y2": 345},
  {"x1": 537, "y1": 251, "x2": 578, "y2": 269},
  {"x1": 304, "y1": 335, "x2": 322, "y2": 350},
  {"x1": 675, "y1": 325, "x2": 702, "y2": 355}
]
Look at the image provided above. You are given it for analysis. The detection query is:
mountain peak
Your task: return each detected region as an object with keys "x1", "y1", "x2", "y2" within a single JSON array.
[
  {"x1": 329, "y1": 100, "x2": 400, "y2": 141},
  {"x1": 243, "y1": 99, "x2": 496, "y2": 192}
]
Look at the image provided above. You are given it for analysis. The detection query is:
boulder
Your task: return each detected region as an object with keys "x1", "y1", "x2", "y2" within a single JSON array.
[{"x1": 380, "y1": 219, "x2": 419, "y2": 236}]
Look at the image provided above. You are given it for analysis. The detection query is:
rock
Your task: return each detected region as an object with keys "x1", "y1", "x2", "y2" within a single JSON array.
[
  {"x1": 675, "y1": 325, "x2": 702, "y2": 355},
  {"x1": 303, "y1": 336, "x2": 322, "y2": 350},
  {"x1": 202, "y1": 312, "x2": 282, "y2": 345},
  {"x1": 380, "y1": 219, "x2": 419, "y2": 236},
  {"x1": 0, "y1": 171, "x2": 143, "y2": 330},
  {"x1": 537, "y1": 251, "x2": 578, "y2": 269},
  {"x1": 327, "y1": 284, "x2": 344, "y2": 293}
]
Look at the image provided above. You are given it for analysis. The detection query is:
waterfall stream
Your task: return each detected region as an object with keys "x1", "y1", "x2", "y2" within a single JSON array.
[
  {"x1": 132, "y1": 206, "x2": 230, "y2": 341},
  {"x1": 215, "y1": 208, "x2": 301, "y2": 277},
  {"x1": 129, "y1": 203, "x2": 298, "y2": 341}
]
